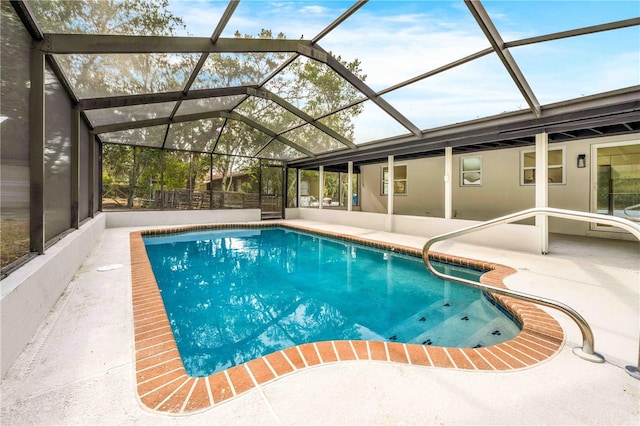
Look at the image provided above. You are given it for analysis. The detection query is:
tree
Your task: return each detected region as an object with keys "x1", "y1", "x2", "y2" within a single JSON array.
[
  {"x1": 32, "y1": 0, "x2": 191, "y2": 207},
  {"x1": 30, "y1": 1, "x2": 367, "y2": 208},
  {"x1": 203, "y1": 29, "x2": 366, "y2": 192},
  {"x1": 102, "y1": 144, "x2": 162, "y2": 207},
  {"x1": 31, "y1": 0, "x2": 190, "y2": 98}
]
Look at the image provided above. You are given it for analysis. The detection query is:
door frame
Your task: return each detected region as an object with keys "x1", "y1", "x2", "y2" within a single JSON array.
[
  {"x1": 590, "y1": 135, "x2": 640, "y2": 232},
  {"x1": 259, "y1": 159, "x2": 285, "y2": 220}
]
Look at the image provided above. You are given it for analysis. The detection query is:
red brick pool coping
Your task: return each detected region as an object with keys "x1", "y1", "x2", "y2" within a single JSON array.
[{"x1": 130, "y1": 223, "x2": 564, "y2": 415}]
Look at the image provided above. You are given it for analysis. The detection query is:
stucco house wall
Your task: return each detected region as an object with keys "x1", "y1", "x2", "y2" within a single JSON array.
[
  {"x1": 361, "y1": 156, "x2": 445, "y2": 217},
  {"x1": 360, "y1": 134, "x2": 638, "y2": 237}
]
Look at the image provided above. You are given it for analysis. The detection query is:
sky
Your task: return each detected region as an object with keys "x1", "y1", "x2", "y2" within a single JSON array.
[{"x1": 163, "y1": 0, "x2": 639, "y2": 144}]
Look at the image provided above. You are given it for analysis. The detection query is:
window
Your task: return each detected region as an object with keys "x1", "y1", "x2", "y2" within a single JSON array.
[
  {"x1": 460, "y1": 156, "x2": 482, "y2": 186},
  {"x1": 521, "y1": 147, "x2": 566, "y2": 185},
  {"x1": 299, "y1": 169, "x2": 320, "y2": 207},
  {"x1": 381, "y1": 165, "x2": 407, "y2": 195},
  {"x1": 593, "y1": 141, "x2": 640, "y2": 222}
]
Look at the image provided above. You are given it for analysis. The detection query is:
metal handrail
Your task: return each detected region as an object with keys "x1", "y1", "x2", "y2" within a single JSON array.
[
  {"x1": 623, "y1": 203, "x2": 640, "y2": 222},
  {"x1": 422, "y1": 207, "x2": 640, "y2": 365}
]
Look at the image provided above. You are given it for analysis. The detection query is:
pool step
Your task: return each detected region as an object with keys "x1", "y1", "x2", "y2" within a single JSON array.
[
  {"x1": 408, "y1": 299, "x2": 490, "y2": 345},
  {"x1": 457, "y1": 316, "x2": 521, "y2": 348},
  {"x1": 394, "y1": 298, "x2": 519, "y2": 348},
  {"x1": 383, "y1": 297, "x2": 471, "y2": 342}
]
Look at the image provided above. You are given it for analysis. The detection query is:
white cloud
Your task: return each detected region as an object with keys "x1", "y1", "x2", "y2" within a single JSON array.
[
  {"x1": 164, "y1": 1, "x2": 639, "y2": 142},
  {"x1": 300, "y1": 5, "x2": 328, "y2": 15},
  {"x1": 319, "y1": 11, "x2": 489, "y2": 91},
  {"x1": 168, "y1": 1, "x2": 229, "y2": 36}
]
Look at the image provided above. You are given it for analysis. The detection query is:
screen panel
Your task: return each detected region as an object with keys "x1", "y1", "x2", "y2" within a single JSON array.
[
  {"x1": 235, "y1": 97, "x2": 305, "y2": 134},
  {"x1": 263, "y1": 56, "x2": 364, "y2": 119},
  {"x1": 177, "y1": 96, "x2": 245, "y2": 116},
  {"x1": 381, "y1": 53, "x2": 527, "y2": 130},
  {"x1": 281, "y1": 124, "x2": 346, "y2": 154},
  {"x1": 1, "y1": 1, "x2": 31, "y2": 268},
  {"x1": 84, "y1": 102, "x2": 176, "y2": 127},
  {"x1": 44, "y1": 65, "x2": 73, "y2": 242},
  {"x1": 319, "y1": 100, "x2": 410, "y2": 144},
  {"x1": 214, "y1": 120, "x2": 272, "y2": 157},
  {"x1": 99, "y1": 125, "x2": 169, "y2": 148},
  {"x1": 165, "y1": 118, "x2": 224, "y2": 152},
  {"x1": 54, "y1": 53, "x2": 199, "y2": 99},
  {"x1": 221, "y1": 1, "x2": 353, "y2": 40},
  {"x1": 257, "y1": 140, "x2": 307, "y2": 161},
  {"x1": 79, "y1": 117, "x2": 91, "y2": 221},
  {"x1": 319, "y1": 0, "x2": 490, "y2": 91},
  {"x1": 509, "y1": 27, "x2": 640, "y2": 105}
]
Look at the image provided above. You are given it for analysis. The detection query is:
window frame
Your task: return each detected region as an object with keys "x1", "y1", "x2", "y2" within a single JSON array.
[
  {"x1": 460, "y1": 155, "x2": 483, "y2": 186},
  {"x1": 520, "y1": 146, "x2": 566, "y2": 186},
  {"x1": 381, "y1": 164, "x2": 407, "y2": 195}
]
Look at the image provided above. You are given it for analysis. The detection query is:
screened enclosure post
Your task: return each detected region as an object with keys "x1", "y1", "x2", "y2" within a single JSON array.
[
  {"x1": 386, "y1": 155, "x2": 394, "y2": 232},
  {"x1": 297, "y1": 168, "x2": 302, "y2": 208},
  {"x1": 88, "y1": 135, "x2": 95, "y2": 218},
  {"x1": 29, "y1": 48, "x2": 45, "y2": 254},
  {"x1": 258, "y1": 159, "x2": 263, "y2": 213},
  {"x1": 281, "y1": 163, "x2": 287, "y2": 216},
  {"x1": 160, "y1": 150, "x2": 165, "y2": 210},
  {"x1": 280, "y1": 162, "x2": 286, "y2": 219},
  {"x1": 348, "y1": 161, "x2": 353, "y2": 212},
  {"x1": 284, "y1": 167, "x2": 289, "y2": 209},
  {"x1": 336, "y1": 171, "x2": 342, "y2": 209},
  {"x1": 318, "y1": 166, "x2": 324, "y2": 210},
  {"x1": 98, "y1": 140, "x2": 103, "y2": 212},
  {"x1": 535, "y1": 132, "x2": 549, "y2": 254},
  {"x1": 71, "y1": 108, "x2": 80, "y2": 229},
  {"x1": 209, "y1": 153, "x2": 213, "y2": 210},
  {"x1": 444, "y1": 147, "x2": 453, "y2": 219},
  {"x1": 293, "y1": 167, "x2": 298, "y2": 208}
]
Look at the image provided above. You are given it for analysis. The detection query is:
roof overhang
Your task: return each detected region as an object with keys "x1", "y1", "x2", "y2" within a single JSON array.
[{"x1": 290, "y1": 86, "x2": 640, "y2": 168}]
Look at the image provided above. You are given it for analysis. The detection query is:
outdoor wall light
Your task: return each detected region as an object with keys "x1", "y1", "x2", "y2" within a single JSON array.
[{"x1": 577, "y1": 154, "x2": 586, "y2": 168}]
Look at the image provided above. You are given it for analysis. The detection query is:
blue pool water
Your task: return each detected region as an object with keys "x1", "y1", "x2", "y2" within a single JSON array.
[{"x1": 143, "y1": 227, "x2": 521, "y2": 377}]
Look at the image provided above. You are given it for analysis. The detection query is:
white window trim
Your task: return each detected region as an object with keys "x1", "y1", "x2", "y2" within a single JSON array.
[
  {"x1": 520, "y1": 146, "x2": 566, "y2": 185},
  {"x1": 381, "y1": 164, "x2": 408, "y2": 195},
  {"x1": 460, "y1": 155, "x2": 483, "y2": 187}
]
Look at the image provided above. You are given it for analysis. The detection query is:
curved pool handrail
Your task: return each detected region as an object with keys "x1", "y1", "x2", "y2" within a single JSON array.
[
  {"x1": 623, "y1": 203, "x2": 640, "y2": 222},
  {"x1": 422, "y1": 207, "x2": 640, "y2": 365}
]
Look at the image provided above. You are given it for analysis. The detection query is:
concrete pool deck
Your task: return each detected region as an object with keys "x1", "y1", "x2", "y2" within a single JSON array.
[{"x1": 1, "y1": 220, "x2": 639, "y2": 424}]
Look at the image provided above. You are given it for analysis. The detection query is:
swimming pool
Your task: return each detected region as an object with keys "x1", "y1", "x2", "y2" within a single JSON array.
[
  {"x1": 143, "y1": 226, "x2": 521, "y2": 377},
  {"x1": 130, "y1": 224, "x2": 565, "y2": 414}
]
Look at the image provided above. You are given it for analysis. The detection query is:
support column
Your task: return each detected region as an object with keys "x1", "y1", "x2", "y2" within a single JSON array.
[
  {"x1": 88, "y1": 134, "x2": 95, "y2": 218},
  {"x1": 30, "y1": 49, "x2": 45, "y2": 254},
  {"x1": 347, "y1": 161, "x2": 353, "y2": 212},
  {"x1": 160, "y1": 150, "x2": 165, "y2": 210},
  {"x1": 385, "y1": 155, "x2": 394, "y2": 232},
  {"x1": 98, "y1": 141, "x2": 103, "y2": 212},
  {"x1": 209, "y1": 154, "x2": 213, "y2": 209},
  {"x1": 444, "y1": 147, "x2": 453, "y2": 219},
  {"x1": 258, "y1": 159, "x2": 263, "y2": 211},
  {"x1": 71, "y1": 109, "x2": 80, "y2": 229},
  {"x1": 535, "y1": 132, "x2": 549, "y2": 254},
  {"x1": 297, "y1": 168, "x2": 302, "y2": 208},
  {"x1": 318, "y1": 166, "x2": 324, "y2": 210},
  {"x1": 281, "y1": 162, "x2": 287, "y2": 217}
]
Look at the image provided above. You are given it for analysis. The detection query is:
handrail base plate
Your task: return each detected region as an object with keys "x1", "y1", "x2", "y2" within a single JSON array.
[
  {"x1": 625, "y1": 365, "x2": 640, "y2": 380},
  {"x1": 572, "y1": 347, "x2": 605, "y2": 363}
]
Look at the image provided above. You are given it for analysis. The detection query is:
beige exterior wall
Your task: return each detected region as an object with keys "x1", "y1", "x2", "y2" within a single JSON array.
[
  {"x1": 359, "y1": 133, "x2": 639, "y2": 237},
  {"x1": 361, "y1": 157, "x2": 445, "y2": 217}
]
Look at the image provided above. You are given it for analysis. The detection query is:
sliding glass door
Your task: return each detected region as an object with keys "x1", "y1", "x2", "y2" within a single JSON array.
[{"x1": 591, "y1": 139, "x2": 640, "y2": 230}]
